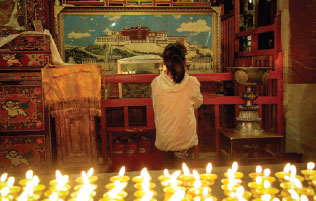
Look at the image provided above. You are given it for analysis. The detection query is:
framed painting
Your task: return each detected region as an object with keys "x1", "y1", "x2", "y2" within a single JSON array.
[{"x1": 58, "y1": 7, "x2": 221, "y2": 74}]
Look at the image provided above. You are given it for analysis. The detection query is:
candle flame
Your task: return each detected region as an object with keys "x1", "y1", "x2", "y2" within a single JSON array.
[
  {"x1": 0, "y1": 173, "x2": 8, "y2": 182},
  {"x1": 300, "y1": 195, "x2": 308, "y2": 201},
  {"x1": 25, "y1": 170, "x2": 33, "y2": 180},
  {"x1": 193, "y1": 196, "x2": 202, "y2": 201},
  {"x1": 140, "y1": 191, "x2": 154, "y2": 201},
  {"x1": 169, "y1": 189, "x2": 185, "y2": 201},
  {"x1": 140, "y1": 168, "x2": 148, "y2": 177},
  {"x1": 294, "y1": 178, "x2": 302, "y2": 188},
  {"x1": 202, "y1": 187, "x2": 209, "y2": 196},
  {"x1": 118, "y1": 166, "x2": 126, "y2": 177},
  {"x1": 81, "y1": 171, "x2": 90, "y2": 185},
  {"x1": 227, "y1": 169, "x2": 234, "y2": 179},
  {"x1": 232, "y1": 162, "x2": 238, "y2": 172},
  {"x1": 7, "y1": 176, "x2": 15, "y2": 187},
  {"x1": 193, "y1": 170, "x2": 200, "y2": 180},
  {"x1": 170, "y1": 170, "x2": 181, "y2": 188},
  {"x1": 263, "y1": 169, "x2": 271, "y2": 177},
  {"x1": 87, "y1": 168, "x2": 94, "y2": 177},
  {"x1": 235, "y1": 186, "x2": 244, "y2": 198},
  {"x1": 108, "y1": 182, "x2": 126, "y2": 198},
  {"x1": 255, "y1": 165, "x2": 262, "y2": 174},
  {"x1": 288, "y1": 189, "x2": 299, "y2": 200},
  {"x1": 307, "y1": 162, "x2": 315, "y2": 170},
  {"x1": 31, "y1": 175, "x2": 39, "y2": 186},
  {"x1": 193, "y1": 180, "x2": 202, "y2": 188},
  {"x1": 261, "y1": 194, "x2": 272, "y2": 201},
  {"x1": 17, "y1": 192, "x2": 28, "y2": 201},
  {"x1": 163, "y1": 169, "x2": 169, "y2": 177},
  {"x1": 255, "y1": 176, "x2": 262, "y2": 184},
  {"x1": 25, "y1": 181, "x2": 34, "y2": 196},
  {"x1": 48, "y1": 192, "x2": 59, "y2": 201},
  {"x1": 56, "y1": 175, "x2": 69, "y2": 191},
  {"x1": 283, "y1": 163, "x2": 291, "y2": 173},
  {"x1": 171, "y1": 170, "x2": 181, "y2": 180},
  {"x1": 227, "y1": 182, "x2": 234, "y2": 191},
  {"x1": 142, "y1": 174, "x2": 150, "y2": 191},
  {"x1": 206, "y1": 163, "x2": 212, "y2": 174},
  {"x1": 56, "y1": 170, "x2": 62, "y2": 180},
  {"x1": 0, "y1": 187, "x2": 9, "y2": 197},
  {"x1": 182, "y1": 163, "x2": 190, "y2": 175},
  {"x1": 263, "y1": 180, "x2": 271, "y2": 189},
  {"x1": 289, "y1": 165, "x2": 297, "y2": 182}
]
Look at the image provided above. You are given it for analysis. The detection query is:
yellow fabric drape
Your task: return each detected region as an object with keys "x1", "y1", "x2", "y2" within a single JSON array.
[{"x1": 41, "y1": 63, "x2": 102, "y2": 117}]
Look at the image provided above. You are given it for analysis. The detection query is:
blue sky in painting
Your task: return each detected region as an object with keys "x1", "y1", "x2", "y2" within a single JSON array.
[{"x1": 63, "y1": 14, "x2": 213, "y2": 48}]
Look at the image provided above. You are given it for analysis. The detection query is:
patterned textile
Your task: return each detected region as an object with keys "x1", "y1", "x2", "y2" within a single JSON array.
[
  {"x1": 41, "y1": 63, "x2": 101, "y2": 117},
  {"x1": 0, "y1": 136, "x2": 46, "y2": 174},
  {"x1": 0, "y1": 85, "x2": 44, "y2": 131},
  {"x1": 0, "y1": 53, "x2": 50, "y2": 67}
]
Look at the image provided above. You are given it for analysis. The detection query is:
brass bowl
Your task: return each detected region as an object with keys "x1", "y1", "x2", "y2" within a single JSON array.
[{"x1": 228, "y1": 67, "x2": 271, "y2": 86}]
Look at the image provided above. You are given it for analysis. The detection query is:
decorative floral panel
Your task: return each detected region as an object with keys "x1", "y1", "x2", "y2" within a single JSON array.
[
  {"x1": 0, "y1": 85, "x2": 44, "y2": 131},
  {"x1": 0, "y1": 52, "x2": 50, "y2": 68},
  {"x1": 0, "y1": 135, "x2": 46, "y2": 174},
  {"x1": 1, "y1": 34, "x2": 50, "y2": 51}
]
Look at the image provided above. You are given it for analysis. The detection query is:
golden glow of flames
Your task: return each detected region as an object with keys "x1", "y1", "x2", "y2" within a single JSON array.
[
  {"x1": 206, "y1": 163, "x2": 212, "y2": 174},
  {"x1": 118, "y1": 166, "x2": 126, "y2": 177},
  {"x1": 307, "y1": 162, "x2": 315, "y2": 171},
  {"x1": 256, "y1": 165, "x2": 262, "y2": 174},
  {"x1": 232, "y1": 162, "x2": 238, "y2": 172},
  {"x1": 263, "y1": 169, "x2": 271, "y2": 177},
  {"x1": 182, "y1": 163, "x2": 190, "y2": 175},
  {"x1": 0, "y1": 173, "x2": 8, "y2": 183}
]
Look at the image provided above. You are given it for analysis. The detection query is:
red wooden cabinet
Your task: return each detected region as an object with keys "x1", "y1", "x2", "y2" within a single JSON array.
[{"x1": 0, "y1": 33, "x2": 52, "y2": 175}]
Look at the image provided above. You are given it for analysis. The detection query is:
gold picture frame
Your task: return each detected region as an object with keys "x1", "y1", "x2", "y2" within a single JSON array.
[{"x1": 57, "y1": 6, "x2": 221, "y2": 73}]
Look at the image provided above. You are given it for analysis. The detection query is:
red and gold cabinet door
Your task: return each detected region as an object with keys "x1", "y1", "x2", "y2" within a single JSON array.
[
  {"x1": 0, "y1": 135, "x2": 47, "y2": 174},
  {"x1": 0, "y1": 72, "x2": 45, "y2": 132},
  {"x1": 0, "y1": 72, "x2": 51, "y2": 174}
]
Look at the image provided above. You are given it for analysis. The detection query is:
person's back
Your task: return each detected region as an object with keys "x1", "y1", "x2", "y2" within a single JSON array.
[{"x1": 151, "y1": 43, "x2": 203, "y2": 168}]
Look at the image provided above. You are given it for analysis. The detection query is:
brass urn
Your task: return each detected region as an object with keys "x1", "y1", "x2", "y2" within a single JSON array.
[{"x1": 229, "y1": 67, "x2": 270, "y2": 135}]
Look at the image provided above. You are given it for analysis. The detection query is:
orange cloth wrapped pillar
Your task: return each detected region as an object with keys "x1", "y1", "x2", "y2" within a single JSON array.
[{"x1": 42, "y1": 63, "x2": 101, "y2": 171}]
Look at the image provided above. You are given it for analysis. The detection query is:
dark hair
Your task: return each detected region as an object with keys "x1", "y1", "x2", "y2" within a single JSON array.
[{"x1": 163, "y1": 43, "x2": 187, "y2": 83}]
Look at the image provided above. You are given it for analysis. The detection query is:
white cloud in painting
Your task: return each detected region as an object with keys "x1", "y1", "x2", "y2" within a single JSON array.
[
  {"x1": 105, "y1": 15, "x2": 122, "y2": 21},
  {"x1": 173, "y1": 15, "x2": 182, "y2": 19},
  {"x1": 103, "y1": 28, "x2": 112, "y2": 35},
  {"x1": 89, "y1": 29, "x2": 96, "y2": 32},
  {"x1": 68, "y1": 32, "x2": 91, "y2": 39},
  {"x1": 176, "y1": 19, "x2": 211, "y2": 33}
]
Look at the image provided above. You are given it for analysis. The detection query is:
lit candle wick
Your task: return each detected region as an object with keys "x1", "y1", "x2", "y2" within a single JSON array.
[
  {"x1": 307, "y1": 162, "x2": 315, "y2": 171},
  {"x1": 256, "y1": 165, "x2": 262, "y2": 174}
]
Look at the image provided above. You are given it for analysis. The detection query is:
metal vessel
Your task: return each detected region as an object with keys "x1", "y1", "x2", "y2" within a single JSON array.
[{"x1": 229, "y1": 67, "x2": 271, "y2": 135}]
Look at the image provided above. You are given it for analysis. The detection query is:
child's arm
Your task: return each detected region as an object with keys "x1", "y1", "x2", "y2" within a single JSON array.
[{"x1": 193, "y1": 82, "x2": 203, "y2": 109}]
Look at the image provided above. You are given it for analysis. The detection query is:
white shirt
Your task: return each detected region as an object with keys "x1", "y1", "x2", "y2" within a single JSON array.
[{"x1": 151, "y1": 71, "x2": 203, "y2": 151}]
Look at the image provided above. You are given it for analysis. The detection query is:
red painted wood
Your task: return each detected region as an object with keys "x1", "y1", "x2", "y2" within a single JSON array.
[
  {"x1": 124, "y1": 107, "x2": 129, "y2": 127},
  {"x1": 215, "y1": 104, "x2": 220, "y2": 159},
  {"x1": 276, "y1": 52, "x2": 284, "y2": 135},
  {"x1": 107, "y1": 126, "x2": 155, "y2": 132},
  {"x1": 104, "y1": 72, "x2": 279, "y2": 83},
  {"x1": 101, "y1": 107, "x2": 108, "y2": 161},
  {"x1": 235, "y1": 24, "x2": 275, "y2": 38},
  {"x1": 237, "y1": 49, "x2": 275, "y2": 57}
]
